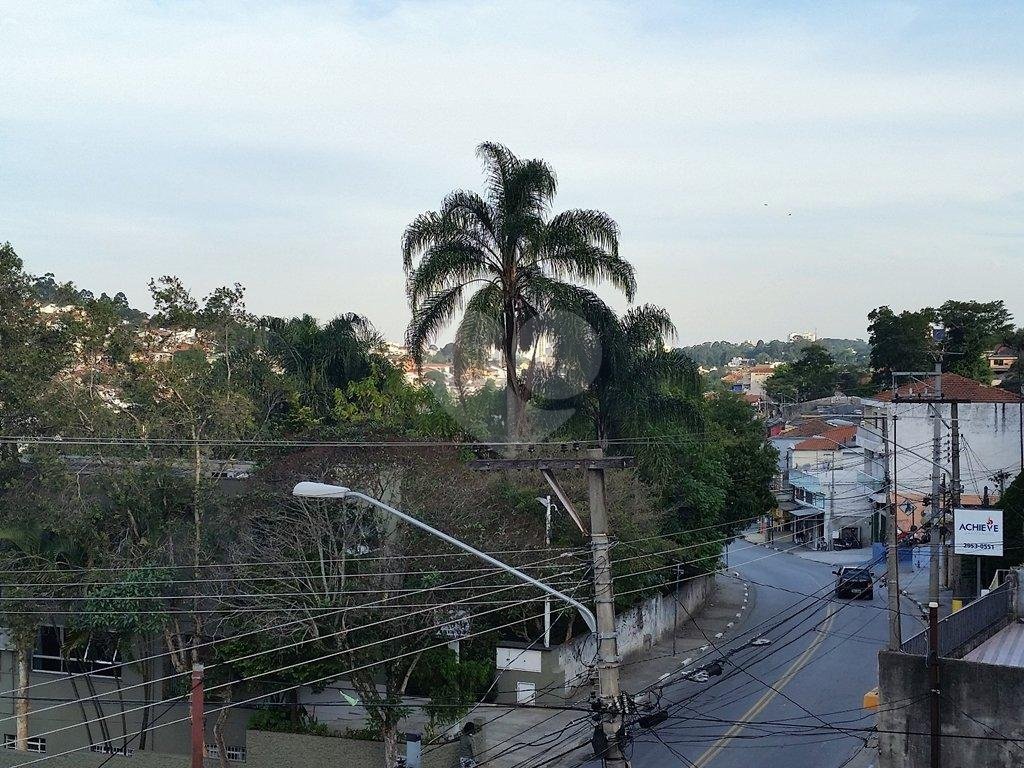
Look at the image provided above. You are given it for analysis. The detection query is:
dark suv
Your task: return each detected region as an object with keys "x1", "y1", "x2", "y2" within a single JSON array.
[{"x1": 834, "y1": 567, "x2": 874, "y2": 599}]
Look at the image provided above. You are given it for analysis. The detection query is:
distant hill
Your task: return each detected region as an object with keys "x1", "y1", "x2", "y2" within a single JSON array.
[
  {"x1": 30, "y1": 272, "x2": 148, "y2": 324},
  {"x1": 677, "y1": 338, "x2": 869, "y2": 368}
]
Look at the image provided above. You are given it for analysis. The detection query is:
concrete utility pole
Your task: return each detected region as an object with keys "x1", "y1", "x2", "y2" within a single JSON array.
[
  {"x1": 929, "y1": 363, "x2": 943, "y2": 605},
  {"x1": 191, "y1": 663, "x2": 205, "y2": 768},
  {"x1": 542, "y1": 495, "x2": 553, "y2": 648},
  {"x1": 463, "y1": 453, "x2": 634, "y2": 766},
  {"x1": 587, "y1": 448, "x2": 630, "y2": 768},
  {"x1": 883, "y1": 413, "x2": 902, "y2": 650},
  {"x1": 949, "y1": 402, "x2": 962, "y2": 596}
]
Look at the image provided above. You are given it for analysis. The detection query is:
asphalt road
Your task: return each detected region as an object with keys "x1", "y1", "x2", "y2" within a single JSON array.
[{"x1": 582, "y1": 540, "x2": 907, "y2": 768}]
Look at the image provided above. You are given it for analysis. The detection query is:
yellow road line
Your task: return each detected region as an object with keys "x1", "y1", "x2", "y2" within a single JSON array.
[{"x1": 690, "y1": 603, "x2": 838, "y2": 768}]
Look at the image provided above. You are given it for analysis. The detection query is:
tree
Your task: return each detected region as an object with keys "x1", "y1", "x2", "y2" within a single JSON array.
[
  {"x1": 147, "y1": 276, "x2": 200, "y2": 328},
  {"x1": 868, "y1": 301, "x2": 1014, "y2": 385},
  {"x1": 0, "y1": 243, "x2": 70, "y2": 472},
  {"x1": 223, "y1": 449, "x2": 562, "y2": 767},
  {"x1": 935, "y1": 300, "x2": 1013, "y2": 381},
  {"x1": 765, "y1": 344, "x2": 837, "y2": 402},
  {"x1": 559, "y1": 305, "x2": 701, "y2": 443},
  {"x1": 867, "y1": 306, "x2": 935, "y2": 387},
  {"x1": 265, "y1": 314, "x2": 381, "y2": 422},
  {"x1": 402, "y1": 141, "x2": 635, "y2": 438},
  {"x1": 0, "y1": 518, "x2": 86, "y2": 751},
  {"x1": 998, "y1": 328, "x2": 1024, "y2": 392}
]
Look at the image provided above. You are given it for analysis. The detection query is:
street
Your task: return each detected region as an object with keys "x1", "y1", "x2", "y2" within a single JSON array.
[{"x1": 583, "y1": 540, "x2": 919, "y2": 768}]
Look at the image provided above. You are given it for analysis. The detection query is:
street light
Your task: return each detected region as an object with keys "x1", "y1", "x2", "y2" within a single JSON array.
[{"x1": 292, "y1": 482, "x2": 597, "y2": 632}]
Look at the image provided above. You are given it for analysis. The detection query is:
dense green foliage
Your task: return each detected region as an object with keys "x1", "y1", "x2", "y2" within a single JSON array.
[
  {"x1": 678, "y1": 337, "x2": 869, "y2": 368},
  {"x1": 0, "y1": 149, "x2": 778, "y2": 765},
  {"x1": 868, "y1": 300, "x2": 1013, "y2": 385}
]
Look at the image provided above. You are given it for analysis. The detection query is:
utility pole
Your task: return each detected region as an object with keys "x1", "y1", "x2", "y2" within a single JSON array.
[
  {"x1": 883, "y1": 413, "x2": 902, "y2": 650},
  {"x1": 949, "y1": 402, "x2": 962, "y2": 596},
  {"x1": 929, "y1": 363, "x2": 943, "y2": 605},
  {"x1": 467, "y1": 452, "x2": 632, "y2": 766},
  {"x1": 191, "y1": 663, "x2": 205, "y2": 768},
  {"x1": 587, "y1": 448, "x2": 630, "y2": 768},
  {"x1": 543, "y1": 494, "x2": 553, "y2": 648},
  {"x1": 828, "y1": 459, "x2": 836, "y2": 551},
  {"x1": 928, "y1": 601, "x2": 941, "y2": 768}
]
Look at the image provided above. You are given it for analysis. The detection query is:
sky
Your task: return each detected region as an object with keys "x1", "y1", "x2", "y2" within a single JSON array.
[{"x1": 2, "y1": 1, "x2": 1023, "y2": 345}]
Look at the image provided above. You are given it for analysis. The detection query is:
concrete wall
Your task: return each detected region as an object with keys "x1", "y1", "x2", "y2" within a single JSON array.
[
  {"x1": 0, "y1": 731, "x2": 458, "y2": 768},
  {"x1": 558, "y1": 574, "x2": 716, "y2": 695},
  {"x1": 878, "y1": 651, "x2": 1024, "y2": 768},
  {"x1": 0, "y1": 647, "x2": 248, "y2": 759},
  {"x1": 864, "y1": 402, "x2": 1022, "y2": 498}
]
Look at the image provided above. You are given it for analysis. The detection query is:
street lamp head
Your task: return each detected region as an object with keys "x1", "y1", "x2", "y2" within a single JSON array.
[{"x1": 292, "y1": 482, "x2": 351, "y2": 498}]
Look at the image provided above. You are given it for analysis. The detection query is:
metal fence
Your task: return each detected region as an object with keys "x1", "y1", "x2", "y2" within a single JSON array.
[{"x1": 901, "y1": 580, "x2": 1014, "y2": 657}]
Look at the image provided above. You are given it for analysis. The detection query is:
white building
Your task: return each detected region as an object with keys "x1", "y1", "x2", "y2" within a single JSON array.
[
  {"x1": 782, "y1": 423, "x2": 881, "y2": 546},
  {"x1": 857, "y1": 373, "x2": 1024, "y2": 502}
]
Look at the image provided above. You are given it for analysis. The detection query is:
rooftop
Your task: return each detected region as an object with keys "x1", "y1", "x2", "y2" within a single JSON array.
[
  {"x1": 777, "y1": 419, "x2": 832, "y2": 439},
  {"x1": 964, "y1": 621, "x2": 1024, "y2": 669},
  {"x1": 793, "y1": 425, "x2": 858, "y2": 451},
  {"x1": 874, "y1": 372, "x2": 1023, "y2": 404}
]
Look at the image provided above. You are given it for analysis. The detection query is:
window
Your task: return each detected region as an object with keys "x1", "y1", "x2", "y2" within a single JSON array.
[
  {"x1": 206, "y1": 744, "x2": 247, "y2": 762},
  {"x1": 90, "y1": 744, "x2": 135, "y2": 757},
  {"x1": 3, "y1": 735, "x2": 45, "y2": 753},
  {"x1": 32, "y1": 627, "x2": 120, "y2": 677}
]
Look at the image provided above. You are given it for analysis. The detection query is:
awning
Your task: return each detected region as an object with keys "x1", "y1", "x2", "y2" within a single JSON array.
[{"x1": 787, "y1": 506, "x2": 824, "y2": 519}]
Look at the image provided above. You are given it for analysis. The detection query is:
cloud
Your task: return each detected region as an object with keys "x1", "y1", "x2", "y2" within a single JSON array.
[{"x1": 1, "y1": 0, "x2": 1022, "y2": 343}]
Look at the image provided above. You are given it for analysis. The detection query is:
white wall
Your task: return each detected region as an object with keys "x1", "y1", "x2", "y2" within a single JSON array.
[
  {"x1": 792, "y1": 448, "x2": 840, "y2": 469},
  {"x1": 862, "y1": 401, "x2": 1022, "y2": 498},
  {"x1": 558, "y1": 574, "x2": 715, "y2": 693}
]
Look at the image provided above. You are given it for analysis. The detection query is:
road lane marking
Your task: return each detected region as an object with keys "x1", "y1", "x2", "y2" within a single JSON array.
[{"x1": 688, "y1": 603, "x2": 838, "y2": 768}]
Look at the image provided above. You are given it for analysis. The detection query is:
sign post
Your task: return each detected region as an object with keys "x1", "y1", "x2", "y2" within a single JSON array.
[{"x1": 954, "y1": 509, "x2": 1003, "y2": 596}]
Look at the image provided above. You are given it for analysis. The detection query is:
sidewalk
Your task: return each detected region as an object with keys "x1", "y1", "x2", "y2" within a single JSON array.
[
  {"x1": 743, "y1": 530, "x2": 877, "y2": 567},
  {"x1": 468, "y1": 574, "x2": 752, "y2": 767}
]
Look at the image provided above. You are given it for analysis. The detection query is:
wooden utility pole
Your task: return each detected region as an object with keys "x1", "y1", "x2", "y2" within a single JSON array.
[
  {"x1": 191, "y1": 663, "x2": 205, "y2": 768},
  {"x1": 928, "y1": 602, "x2": 941, "y2": 768}
]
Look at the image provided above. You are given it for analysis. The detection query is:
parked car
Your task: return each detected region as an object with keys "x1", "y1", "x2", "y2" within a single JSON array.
[{"x1": 833, "y1": 567, "x2": 874, "y2": 599}]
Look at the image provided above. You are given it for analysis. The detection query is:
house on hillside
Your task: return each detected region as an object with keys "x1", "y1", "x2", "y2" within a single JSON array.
[
  {"x1": 987, "y1": 344, "x2": 1019, "y2": 384},
  {"x1": 747, "y1": 364, "x2": 779, "y2": 397}
]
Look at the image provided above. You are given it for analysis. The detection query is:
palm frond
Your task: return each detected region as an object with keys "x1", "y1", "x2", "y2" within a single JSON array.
[
  {"x1": 622, "y1": 304, "x2": 676, "y2": 349},
  {"x1": 406, "y1": 241, "x2": 493, "y2": 307},
  {"x1": 405, "y1": 285, "x2": 467, "y2": 365},
  {"x1": 401, "y1": 211, "x2": 450, "y2": 272}
]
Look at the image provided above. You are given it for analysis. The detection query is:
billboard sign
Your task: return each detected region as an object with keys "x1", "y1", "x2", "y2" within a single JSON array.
[{"x1": 954, "y1": 509, "x2": 1003, "y2": 557}]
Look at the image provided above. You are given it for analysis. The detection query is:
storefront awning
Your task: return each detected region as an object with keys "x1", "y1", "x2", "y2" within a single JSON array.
[{"x1": 786, "y1": 505, "x2": 824, "y2": 518}]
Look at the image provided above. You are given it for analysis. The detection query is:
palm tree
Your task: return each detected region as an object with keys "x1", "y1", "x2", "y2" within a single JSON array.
[
  {"x1": 402, "y1": 142, "x2": 636, "y2": 438},
  {"x1": 558, "y1": 305, "x2": 702, "y2": 443},
  {"x1": 265, "y1": 313, "x2": 382, "y2": 418}
]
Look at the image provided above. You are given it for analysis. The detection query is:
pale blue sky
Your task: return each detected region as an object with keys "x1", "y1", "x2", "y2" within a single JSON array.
[{"x1": 2, "y1": 1, "x2": 1022, "y2": 344}]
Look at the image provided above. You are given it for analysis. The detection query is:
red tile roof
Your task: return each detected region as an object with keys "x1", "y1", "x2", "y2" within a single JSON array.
[
  {"x1": 874, "y1": 373, "x2": 1023, "y2": 404},
  {"x1": 793, "y1": 425, "x2": 858, "y2": 451}
]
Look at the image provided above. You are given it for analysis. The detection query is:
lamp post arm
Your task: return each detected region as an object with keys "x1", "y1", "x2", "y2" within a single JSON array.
[{"x1": 345, "y1": 491, "x2": 597, "y2": 633}]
